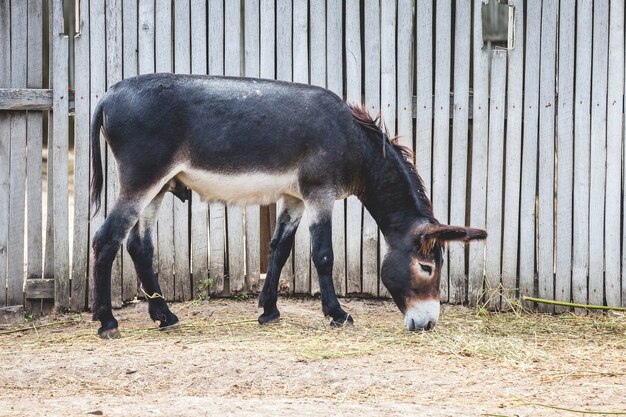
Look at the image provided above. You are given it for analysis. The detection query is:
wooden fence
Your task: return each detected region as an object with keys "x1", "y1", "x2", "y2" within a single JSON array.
[{"x1": 0, "y1": 0, "x2": 625, "y2": 312}]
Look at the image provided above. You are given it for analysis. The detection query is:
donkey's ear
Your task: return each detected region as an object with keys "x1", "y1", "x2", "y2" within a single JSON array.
[{"x1": 419, "y1": 224, "x2": 487, "y2": 252}]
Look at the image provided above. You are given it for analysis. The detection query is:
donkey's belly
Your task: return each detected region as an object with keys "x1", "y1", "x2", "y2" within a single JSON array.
[{"x1": 175, "y1": 168, "x2": 302, "y2": 205}]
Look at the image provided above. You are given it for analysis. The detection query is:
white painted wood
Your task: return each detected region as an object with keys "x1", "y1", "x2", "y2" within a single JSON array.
[
  {"x1": 432, "y1": 0, "x2": 451, "y2": 303},
  {"x1": 589, "y1": 3, "x2": 609, "y2": 307},
  {"x1": 415, "y1": 0, "x2": 433, "y2": 195},
  {"x1": 554, "y1": 0, "x2": 575, "y2": 312},
  {"x1": 485, "y1": 49, "x2": 507, "y2": 310},
  {"x1": 190, "y1": 0, "x2": 209, "y2": 298},
  {"x1": 572, "y1": 0, "x2": 592, "y2": 311},
  {"x1": 326, "y1": 0, "x2": 345, "y2": 296},
  {"x1": 345, "y1": 0, "x2": 361, "y2": 294},
  {"x1": 208, "y1": 0, "x2": 225, "y2": 294},
  {"x1": 468, "y1": 0, "x2": 489, "y2": 305},
  {"x1": 293, "y1": 0, "x2": 311, "y2": 295},
  {"x1": 51, "y1": 0, "x2": 70, "y2": 308},
  {"x1": 121, "y1": 0, "x2": 138, "y2": 303},
  {"x1": 0, "y1": 0, "x2": 10, "y2": 307},
  {"x1": 155, "y1": 0, "x2": 176, "y2": 300},
  {"x1": 604, "y1": 0, "x2": 624, "y2": 308},
  {"x1": 71, "y1": 0, "x2": 90, "y2": 310},
  {"x1": 260, "y1": 0, "x2": 275, "y2": 80},
  {"x1": 448, "y1": 0, "x2": 470, "y2": 304},
  {"x1": 138, "y1": 0, "x2": 155, "y2": 75},
  {"x1": 362, "y1": 0, "x2": 380, "y2": 297},
  {"x1": 244, "y1": 0, "x2": 261, "y2": 292},
  {"x1": 518, "y1": 0, "x2": 541, "y2": 306},
  {"x1": 173, "y1": 0, "x2": 191, "y2": 300},
  {"x1": 225, "y1": 0, "x2": 246, "y2": 293}
]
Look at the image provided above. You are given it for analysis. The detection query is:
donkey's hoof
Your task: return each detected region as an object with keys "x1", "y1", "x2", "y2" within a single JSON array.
[
  {"x1": 98, "y1": 327, "x2": 121, "y2": 339},
  {"x1": 258, "y1": 308, "x2": 281, "y2": 325},
  {"x1": 159, "y1": 322, "x2": 181, "y2": 332},
  {"x1": 158, "y1": 313, "x2": 179, "y2": 329},
  {"x1": 330, "y1": 313, "x2": 354, "y2": 328}
]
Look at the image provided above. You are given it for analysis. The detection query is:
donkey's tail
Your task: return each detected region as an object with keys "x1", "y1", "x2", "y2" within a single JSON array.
[{"x1": 90, "y1": 101, "x2": 104, "y2": 219}]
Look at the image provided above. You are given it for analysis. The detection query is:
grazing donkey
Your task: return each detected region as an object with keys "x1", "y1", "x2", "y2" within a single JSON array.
[{"x1": 90, "y1": 73, "x2": 487, "y2": 338}]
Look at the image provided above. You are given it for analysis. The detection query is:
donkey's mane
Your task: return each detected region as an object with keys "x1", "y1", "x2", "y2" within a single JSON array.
[{"x1": 349, "y1": 103, "x2": 434, "y2": 219}]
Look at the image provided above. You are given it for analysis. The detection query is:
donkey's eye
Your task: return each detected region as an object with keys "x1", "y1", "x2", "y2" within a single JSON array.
[{"x1": 419, "y1": 263, "x2": 432, "y2": 274}]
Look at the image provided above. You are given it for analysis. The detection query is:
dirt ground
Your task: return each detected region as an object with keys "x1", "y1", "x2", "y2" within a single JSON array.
[{"x1": 0, "y1": 297, "x2": 625, "y2": 417}]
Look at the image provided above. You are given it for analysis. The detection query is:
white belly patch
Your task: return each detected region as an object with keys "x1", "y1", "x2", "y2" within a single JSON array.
[{"x1": 175, "y1": 168, "x2": 302, "y2": 205}]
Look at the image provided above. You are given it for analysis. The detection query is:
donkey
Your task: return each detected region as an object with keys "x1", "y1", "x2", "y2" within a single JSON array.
[{"x1": 90, "y1": 73, "x2": 487, "y2": 338}]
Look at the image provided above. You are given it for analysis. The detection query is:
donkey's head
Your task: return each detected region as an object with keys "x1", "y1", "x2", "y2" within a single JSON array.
[{"x1": 381, "y1": 222, "x2": 487, "y2": 331}]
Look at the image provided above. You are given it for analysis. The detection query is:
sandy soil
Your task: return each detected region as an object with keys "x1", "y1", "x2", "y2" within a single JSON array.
[{"x1": 0, "y1": 298, "x2": 625, "y2": 416}]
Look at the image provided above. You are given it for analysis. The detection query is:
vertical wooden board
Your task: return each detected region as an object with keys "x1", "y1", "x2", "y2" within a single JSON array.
[
  {"x1": 225, "y1": 0, "x2": 245, "y2": 293},
  {"x1": 121, "y1": 0, "x2": 139, "y2": 303},
  {"x1": 244, "y1": 0, "x2": 261, "y2": 292},
  {"x1": 604, "y1": 0, "x2": 624, "y2": 308},
  {"x1": 26, "y1": 0, "x2": 43, "y2": 283},
  {"x1": 293, "y1": 0, "x2": 310, "y2": 295},
  {"x1": 588, "y1": 3, "x2": 609, "y2": 307},
  {"x1": 105, "y1": 0, "x2": 123, "y2": 307},
  {"x1": 572, "y1": 0, "x2": 592, "y2": 310},
  {"x1": 485, "y1": 49, "x2": 507, "y2": 309},
  {"x1": 345, "y1": 0, "x2": 361, "y2": 294},
  {"x1": 138, "y1": 0, "x2": 155, "y2": 75},
  {"x1": 468, "y1": 0, "x2": 489, "y2": 305},
  {"x1": 432, "y1": 0, "x2": 451, "y2": 302},
  {"x1": 52, "y1": 0, "x2": 70, "y2": 308},
  {"x1": 173, "y1": 0, "x2": 191, "y2": 301},
  {"x1": 88, "y1": 0, "x2": 107, "y2": 308},
  {"x1": 208, "y1": 0, "x2": 225, "y2": 293},
  {"x1": 155, "y1": 0, "x2": 175, "y2": 300},
  {"x1": 7, "y1": 0, "x2": 28, "y2": 306},
  {"x1": 554, "y1": 0, "x2": 575, "y2": 312},
  {"x1": 518, "y1": 0, "x2": 541, "y2": 306},
  {"x1": 71, "y1": 0, "x2": 90, "y2": 310},
  {"x1": 259, "y1": 0, "x2": 275, "y2": 80},
  {"x1": 501, "y1": 0, "x2": 524, "y2": 306},
  {"x1": 0, "y1": 0, "x2": 9, "y2": 306},
  {"x1": 191, "y1": 0, "x2": 209, "y2": 298},
  {"x1": 448, "y1": 0, "x2": 471, "y2": 304},
  {"x1": 537, "y1": 0, "x2": 558, "y2": 313},
  {"x1": 415, "y1": 0, "x2": 433, "y2": 193},
  {"x1": 396, "y1": 0, "x2": 413, "y2": 150},
  {"x1": 361, "y1": 0, "x2": 380, "y2": 297},
  {"x1": 276, "y1": 0, "x2": 294, "y2": 291}
]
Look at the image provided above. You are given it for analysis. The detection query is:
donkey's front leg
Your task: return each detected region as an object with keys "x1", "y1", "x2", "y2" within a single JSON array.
[{"x1": 307, "y1": 200, "x2": 353, "y2": 327}]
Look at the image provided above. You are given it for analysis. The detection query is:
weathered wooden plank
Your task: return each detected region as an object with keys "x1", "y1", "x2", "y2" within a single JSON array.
[
  {"x1": 225, "y1": 0, "x2": 246, "y2": 293},
  {"x1": 106, "y1": 0, "x2": 123, "y2": 307},
  {"x1": 121, "y1": 0, "x2": 139, "y2": 303},
  {"x1": 25, "y1": 279, "x2": 55, "y2": 299},
  {"x1": 71, "y1": 0, "x2": 90, "y2": 310},
  {"x1": 293, "y1": 0, "x2": 310, "y2": 295},
  {"x1": 345, "y1": 0, "x2": 361, "y2": 294},
  {"x1": 572, "y1": 0, "x2": 592, "y2": 311},
  {"x1": 537, "y1": 0, "x2": 558, "y2": 313},
  {"x1": 485, "y1": 49, "x2": 507, "y2": 309},
  {"x1": 589, "y1": 3, "x2": 609, "y2": 307},
  {"x1": 448, "y1": 0, "x2": 470, "y2": 304},
  {"x1": 173, "y1": 0, "x2": 191, "y2": 301},
  {"x1": 208, "y1": 0, "x2": 225, "y2": 294},
  {"x1": 500, "y1": 0, "x2": 524, "y2": 307},
  {"x1": 0, "y1": 0, "x2": 10, "y2": 307},
  {"x1": 518, "y1": 0, "x2": 541, "y2": 306},
  {"x1": 191, "y1": 0, "x2": 209, "y2": 298},
  {"x1": 0, "y1": 89, "x2": 52, "y2": 110},
  {"x1": 414, "y1": 1, "x2": 433, "y2": 195},
  {"x1": 6, "y1": 0, "x2": 28, "y2": 306},
  {"x1": 260, "y1": 0, "x2": 275, "y2": 79},
  {"x1": 244, "y1": 0, "x2": 261, "y2": 292},
  {"x1": 396, "y1": 0, "x2": 413, "y2": 152},
  {"x1": 361, "y1": 0, "x2": 380, "y2": 297},
  {"x1": 605, "y1": 0, "x2": 624, "y2": 308},
  {"x1": 432, "y1": 0, "x2": 451, "y2": 303},
  {"x1": 276, "y1": 0, "x2": 294, "y2": 292},
  {"x1": 138, "y1": 0, "x2": 155, "y2": 75},
  {"x1": 51, "y1": 0, "x2": 70, "y2": 308},
  {"x1": 554, "y1": 0, "x2": 575, "y2": 313},
  {"x1": 468, "y1": 0, "x2": 489, "y2": 305}
]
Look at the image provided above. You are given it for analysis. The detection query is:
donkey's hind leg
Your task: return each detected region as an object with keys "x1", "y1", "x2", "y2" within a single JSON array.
[
  {"x1": 126, "y1": 190, "x2": 179, "y2": 329},
  {"x1": 258, "y1": 195, "x2": 304, "y2": 324}
]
